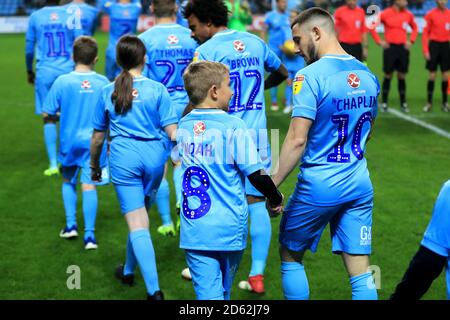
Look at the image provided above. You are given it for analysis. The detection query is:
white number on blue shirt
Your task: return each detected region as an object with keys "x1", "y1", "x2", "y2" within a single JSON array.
[
  {"x1": 229, "y1": 70, "x2": 262, "y2": 113},
  {"x1": 327, "y1": 112, "x2": 373, "y2": 163},
  {"x1": 182, "y1": 166, "x2": 211, "y2": 219}
]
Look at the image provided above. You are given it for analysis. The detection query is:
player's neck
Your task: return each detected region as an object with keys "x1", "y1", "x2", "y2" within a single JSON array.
[
  {"x1": 75, "y1": 64, "x2": 94, "y2": 73},
  {"x1": 155, "y1": 16, "x2": 176, "y2": 25},
  {"x1": 196, "y1": 100, "x2": 222, "y2": 110},
  {"x1": 71, "y1": 0, "x2": 85, "y2": 4},
  {"x1": 320, "y1": 40, "x2": 348, "y2": 58},
  {"x1": 210, "y1": 25, "x2": 229, "y2": 38},
  {"x1": 128, "y1": 68, "x2": 142, "y2": 78}
]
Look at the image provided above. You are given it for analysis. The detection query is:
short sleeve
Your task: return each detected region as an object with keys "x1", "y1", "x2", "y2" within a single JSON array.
[
  {"x1": 42, "y1": 78, "x2": 62, "y2": 115},
  {"x1": 263, "y1": 43, "x2": 282, "y2": 72},
  {"x1": 158, "y1": 86, "x2": 178, "y2": 128},
  {"x1": 232, "y1": 120, "x2": 264, "y2": 176},
  {"x1": 291, "y1": 73, "x2": 318, "y2": 120},
  {"x1": 92, "y1": 89, "x2": 109, "y2": 131}
]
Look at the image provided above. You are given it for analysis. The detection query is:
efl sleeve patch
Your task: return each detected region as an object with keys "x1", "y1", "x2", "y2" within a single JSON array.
[{"x1": 293, "y1": 75, "x2": 304, "y2": 95}]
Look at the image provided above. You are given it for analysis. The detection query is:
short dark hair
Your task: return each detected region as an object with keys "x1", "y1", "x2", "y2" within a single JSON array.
[
  {"x1": 153, "y1": 0, "x2": 176, "y2": 18},
  {"x1": 183, "y1": 0, "x2": 229, "y2": 27},
  {"x1": 291, "y1": 7, "x2": 334, "y2": 30},
  {"x1": 73, "y1": 36, "x2": 98, "y2": 65}
]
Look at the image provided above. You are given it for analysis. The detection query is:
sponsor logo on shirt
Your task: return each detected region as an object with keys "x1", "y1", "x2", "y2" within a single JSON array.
[
  {"x1": 193, "y1": 121, "x2": 206, "y2": 136},
  {"x1": 167, "y1": 34, "x2": 179, "y2": 45},
  {"x1": 347, "y1": 73, "x2": 361, "y2": 89},
  {"x1": 293, "y1": 75, "x2": 304, "y2": 95},
  {"x1": 132, "y1": 88, "x2": 139, "y2": 99},
  {"x1": 233, "y1": 40, "x2": 245, "y2": 53}
]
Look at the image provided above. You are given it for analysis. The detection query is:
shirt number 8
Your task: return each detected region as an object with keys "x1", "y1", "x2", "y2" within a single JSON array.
[{"x1": 182, "y1": 166, "x2": 211, "y2": 219}]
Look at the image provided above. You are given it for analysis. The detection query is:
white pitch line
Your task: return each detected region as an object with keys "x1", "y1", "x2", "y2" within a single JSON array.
[{"x1": 388, "y1": 108, "x2": 450, "y2": 140}]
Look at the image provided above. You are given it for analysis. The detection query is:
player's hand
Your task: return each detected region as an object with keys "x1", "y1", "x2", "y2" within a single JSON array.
[
  {"x1": 90, "y1": 166, "x2": 102, "y2": 182},
  {"x1": 424, "y1": 52, "x2": 430, "y2": 61},
  {"x1": 27, "y1": 70, "x2": 35, "y2": 84},
  {"x1": 266, "y1": 193, "x2": 284, "y2": 218},
  {"x1": 380, "y1": 40, "x2": 389, "y2": 49},
  {"x1": 404, "y1": 40, "x2": 412, "y2": 50}
]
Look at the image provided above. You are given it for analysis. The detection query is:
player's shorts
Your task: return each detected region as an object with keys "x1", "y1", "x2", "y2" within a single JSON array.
[
  {"x1": 279, "y1": 193, "x2": 373, "y2": 254},
  {"x1": 61, "y1": 164, "x2": 110, "y2": 186},
  {"x1": 35, "y1": 68, "x2": 65, "y2": 115},
  {"x1": 185, "y1": 249, "x2": 244, "y2": 300},
  {"x1": 383, "y1": 44, "x2": 410, "y2": 74},
  {"x1": 340, "y1": 42, "x2": 363, "y2": 62},
  {"x1": 426, "y1": 41, "x2": 450, "y2": 72},
  {"x1": 105, "y1": 51, "x2": 121, "y2": 81},
  {"x1": 110, "y1": 136, "x2": 167, "y2": 214},
  {"x1": 245, "y1": 146, "x2": 271, "y2": 197}
]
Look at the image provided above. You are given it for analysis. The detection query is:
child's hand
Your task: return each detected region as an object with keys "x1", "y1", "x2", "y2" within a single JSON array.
[{"x1": 266, "y1": 193, "x2": 284, "y2": 218}]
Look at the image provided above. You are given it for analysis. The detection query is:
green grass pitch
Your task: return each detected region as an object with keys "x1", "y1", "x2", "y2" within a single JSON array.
[{"x1": 0, "y1": 32, "x2": 449, "y2": 300}]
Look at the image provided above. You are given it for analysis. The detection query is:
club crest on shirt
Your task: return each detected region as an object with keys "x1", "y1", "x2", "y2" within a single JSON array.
[
  {"x1": 193, "y1": 121, "x2": 206, "y2": 136},
  {"x1": 347, "y1": 73, "x2": 361, "y2": 89},
  {"x1": 81, "y1": 80, "x2": 91, "y2": 90},
  {"x1": 293, "y1": 75, "x2": 304, "y2": 95},
  {"x1": 123, "y1": 10, "x2": 130, "y2": 17},
  {"x1": 132, "y1": 88, "x2": 139, "y2": 99},
  {"x1": 233, "y1": 40, "x2": 245, "y2": 53},
  {"x1": 167, "y1": 34, "x2": 179, "y2": 45},
  {"x1": 50, "y1": 12, "x2": 59, "y2": 21}
]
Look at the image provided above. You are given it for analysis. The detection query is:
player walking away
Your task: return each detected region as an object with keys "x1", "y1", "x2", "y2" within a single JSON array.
[
  {"x1": 391, "y1": 180, "x2": 450, "y2": 300},
  {"x1": 178, "y1": 61, "x2": 283, "y2": 300},
  {"x1": 139, "y1": 0, "x2": 198, "y2": 237},
  {"x1": 42, "y1": 36, "x2": 109, "y2": 250},
  {"x1": 61, "y1": 0, "x2": 99, "y2": 36},
  {"x1": 90, "y1": 35, "x2": 177, "y2": 300},
  {"x1": 262, "y1": 0, "x2": 289, "y2": 111},
  {"x1": 422, "y1": 0, "x2": 450, "y2": 113},
  {"x1": 370, "y1": 0, "x2": 418, "y2": 113},
  {"x1": 334, "y1": 0, "x2": 368, "y2": 62},
  {"x1": 280, "y1": 9, "x2": 305, "y2": 114},
  {"x1": 25, "y1": 0, "x2": 83, "y2": 176},
  {"x1": 270, "y1": 8, "x2": 380, "y2": 300},
  {"x1": 101, "y1": 0, "x2": 141, "y2": 81},
  {"x1": 183, "y1": 0, "x2": 288, "y2": 294}
]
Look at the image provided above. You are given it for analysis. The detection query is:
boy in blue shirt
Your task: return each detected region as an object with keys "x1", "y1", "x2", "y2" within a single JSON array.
[
  {"x1": 178, "y1": 61, "x2": 283, "y2": 300},
  {"x1": 25, "y1": 0, "x2": 83, "y2": 176},
  {"x1": 139, "y1": 0, "x2": 198, "y2": 237},
  {"x1": 184, "y1": 0, "x2": 288, "y2": 294},
  {"x1": 42, "y1": 36, "x2": 110, "y2": 249}
]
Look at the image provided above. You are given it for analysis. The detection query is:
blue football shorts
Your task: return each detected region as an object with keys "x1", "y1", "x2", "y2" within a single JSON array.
[
  {"x1": 185, "y1": 249, "x2": 244, "y2": 300},
  {"x1": 110, "y1": 137, "x2": 167, "y2": 214},
  {"x1": 279, "y1": 193, "x2": 374, "y2": 255}
]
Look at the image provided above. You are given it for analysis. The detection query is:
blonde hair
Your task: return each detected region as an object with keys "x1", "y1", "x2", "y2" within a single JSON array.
[{"x1": 183, "y1": 61, "x2": 229, "y2": 106}]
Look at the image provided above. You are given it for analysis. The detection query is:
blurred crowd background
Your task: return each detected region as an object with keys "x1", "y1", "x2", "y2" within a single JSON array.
[{"x1": 0, "y1": 0, "x2": 447, "y2": 17}]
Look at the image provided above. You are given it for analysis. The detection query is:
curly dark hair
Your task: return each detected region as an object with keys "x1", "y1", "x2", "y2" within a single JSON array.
[{"x1": 183, "y1": 0, "x2": 229, "y2": 27}]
